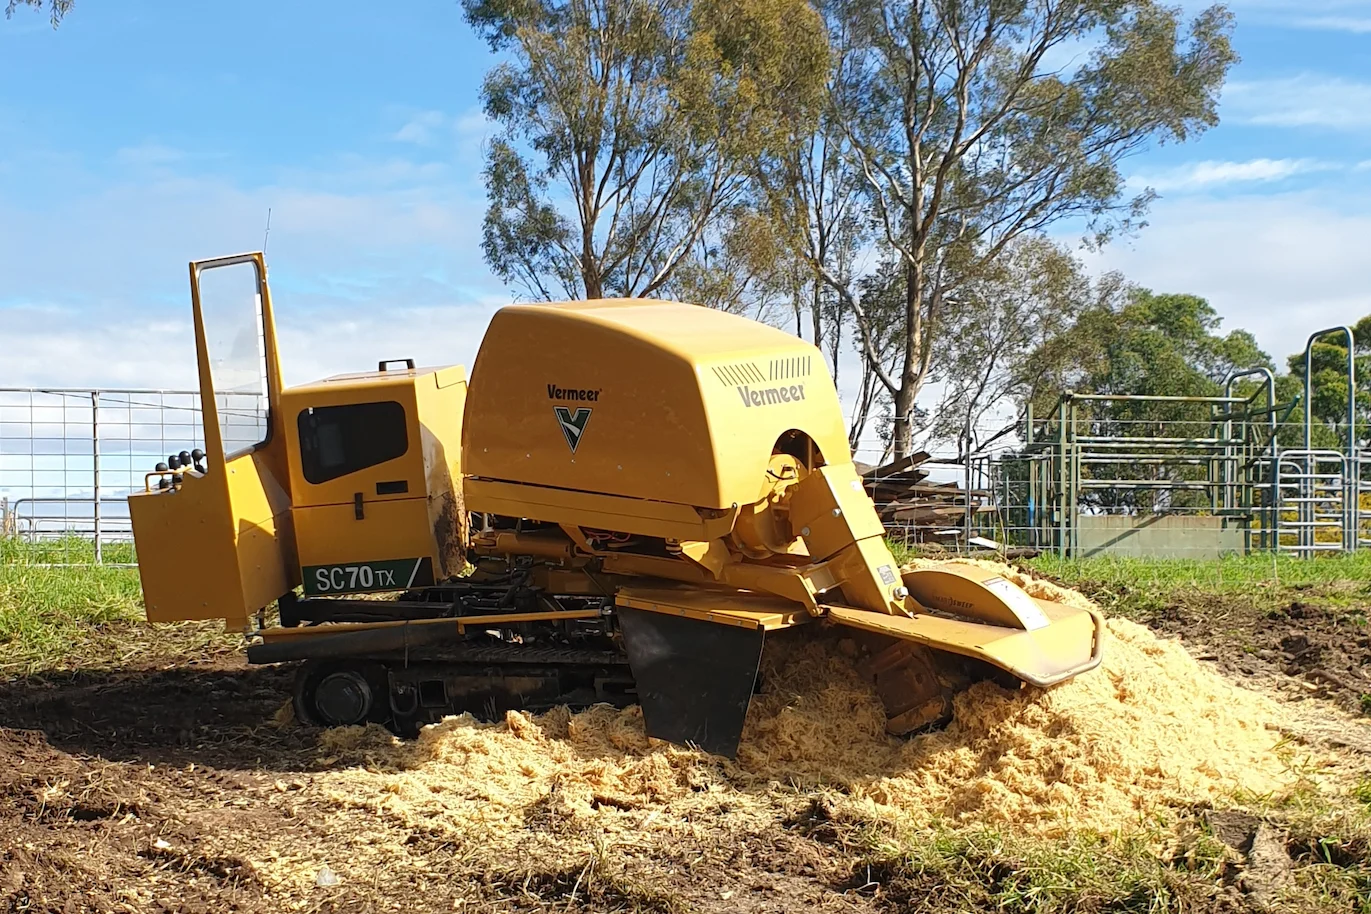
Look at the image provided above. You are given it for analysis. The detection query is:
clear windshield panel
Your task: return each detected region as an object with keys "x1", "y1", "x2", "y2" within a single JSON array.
[{"x1": 196, "y1": 260, "x2": 269, "y2": 460}]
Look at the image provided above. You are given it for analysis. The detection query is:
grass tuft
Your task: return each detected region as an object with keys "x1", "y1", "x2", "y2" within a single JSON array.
[{"x1": 0, "y1": 561, "x2": 235, "y2": 675}]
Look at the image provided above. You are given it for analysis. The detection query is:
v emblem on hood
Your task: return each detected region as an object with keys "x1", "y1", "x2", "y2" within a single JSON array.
[{"x1": 553, "y1": 406, "x2": 592, "y2": 453}]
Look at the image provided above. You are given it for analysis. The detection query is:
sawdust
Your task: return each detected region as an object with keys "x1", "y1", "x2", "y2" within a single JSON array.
[{"x1": 312, "y1": 561, "x2": 1341, "y2": 857}]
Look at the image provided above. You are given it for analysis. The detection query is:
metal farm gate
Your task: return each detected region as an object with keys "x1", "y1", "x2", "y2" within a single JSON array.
[{"x1": 990, "y1": 325, "x2": 1370, "y2": 558}]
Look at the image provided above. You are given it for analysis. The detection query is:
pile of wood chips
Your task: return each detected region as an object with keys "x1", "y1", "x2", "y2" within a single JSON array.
[{"x1": 306, "y1": 561, "x2": 1343, "y2": 874}]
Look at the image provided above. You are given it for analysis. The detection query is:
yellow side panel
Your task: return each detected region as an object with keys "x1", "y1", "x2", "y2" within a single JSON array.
[
  {"x1": 134, "y1": 449, "x2": 296, "y2": 627},
  {"x1": 414, "y1": 369, "x2": 467, "y2": 577},
  {"x1": 130, "y1": 476, "x2": 246, "y2": 626},
  {"x1": 464, "y1": 301, "x2": 850, "y2": 511},
  {"x1": 226, "y1": 448, "x2": 296, "y2": 613},
  {"x1": 294, "y1": 496, "x2": 438, "y2": 569}
]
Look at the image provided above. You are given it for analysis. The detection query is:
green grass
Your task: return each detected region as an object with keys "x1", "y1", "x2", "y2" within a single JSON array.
[
  {"x1": 0, "y1": 534, "x2": 137, "y2": 566},
  {"x1": 1018, "y1": 551, "x2": 1371, "y2": 619},
  {"x1": 0, "y1": 562, "x2": 236, "y2": 675},
  {"x1": 1026, "y1": 551, "x2": 1371, "y2": 593},
  {"x1": 820, "y1": 794, "x2": 1371, "y2": 913},
  {"x1": 825, "y1": 815, "x2": 1304, "y2": 913}
]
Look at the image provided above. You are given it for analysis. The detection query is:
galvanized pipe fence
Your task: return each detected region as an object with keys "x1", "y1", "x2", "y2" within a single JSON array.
[{"x1": 970, "y1": 325, "x2": 1367, "y2": 558}]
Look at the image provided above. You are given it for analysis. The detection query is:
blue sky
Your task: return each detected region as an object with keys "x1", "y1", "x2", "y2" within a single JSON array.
[{"x1": 2, "y1": 0, "x2": 1371, "y2": 457}]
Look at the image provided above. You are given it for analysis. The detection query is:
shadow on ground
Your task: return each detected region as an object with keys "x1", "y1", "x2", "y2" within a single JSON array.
[{"x1": 0, "y1": 661, "x2": 332, "y2": 770}]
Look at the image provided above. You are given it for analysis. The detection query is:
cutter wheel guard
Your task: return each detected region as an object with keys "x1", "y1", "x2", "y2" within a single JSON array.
[{"x1": 127, "y1": 252, "x2": 1104, "y2": 756}]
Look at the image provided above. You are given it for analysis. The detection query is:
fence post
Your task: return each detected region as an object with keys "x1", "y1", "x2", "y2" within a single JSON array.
[{"x1": 91, "y1": 390, "x2": 101, "y2": 565}]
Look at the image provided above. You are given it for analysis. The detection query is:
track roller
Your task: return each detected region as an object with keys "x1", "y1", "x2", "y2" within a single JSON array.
[{"x1": 292, "y1": 660, "x2": 390, "y2": 728}]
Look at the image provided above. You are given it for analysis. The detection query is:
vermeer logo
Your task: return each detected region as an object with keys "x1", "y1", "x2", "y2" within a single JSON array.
[
  {"x1": 554, "y1": 406, "x2": 592, "y2": 452},
  {"x1": 547, "y1": 384, "x2": 600, "y2": 401},
  {"x1": 738, "y1": 384, "x2": 805, "y2": 407}
]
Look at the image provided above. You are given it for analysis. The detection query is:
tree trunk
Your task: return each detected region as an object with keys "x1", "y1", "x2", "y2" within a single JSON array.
[
  {"x1": 579, "y1": 155, "x2": 601, "y2": 300},
  {"x1": 811, "y1": 281, "x2": 823, "y2": 352},
  {"x1": 891, "y1": 258, "x2": 924, "y2": 458},
  {"x1": 582, "y1": 223, "x2": 602, "y2": 299}
]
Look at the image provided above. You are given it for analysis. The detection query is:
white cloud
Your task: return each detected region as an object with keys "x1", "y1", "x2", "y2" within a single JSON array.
[
  {"x1": 0, "y1": 296, "x2": 505, "y2": 405},
  {"x1": 1132, "y1": 157, "x2": 1334, "y2": 192},
  {"x1": 1292, "y1": 15, "x2": 1371, "y2": 31},
  {"x1": 392, "y1": 110, "x2": 448, "y2": 145},
  {"x1": 390, "y1": 108, "x2": 492, "y2": 149},
  {"x1": 1224, "y1": 74, "x2": 1371, "y2": 131},
  {"x1": 1082, "y1": 190, "x2": 1371, "y2": 362},
  {"x1": 0, "y1": 154, "x2": 507, "y2": 390}
]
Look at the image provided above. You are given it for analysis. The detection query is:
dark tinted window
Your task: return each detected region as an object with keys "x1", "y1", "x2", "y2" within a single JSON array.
[{"x1": 298, "y1": 401, "x2": 408, "y2": 484}]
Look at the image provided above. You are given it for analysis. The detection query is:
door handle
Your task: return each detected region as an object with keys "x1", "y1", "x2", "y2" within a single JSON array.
[{"x1": 354, "y1": 492, "x2": 364, "y2": 520}]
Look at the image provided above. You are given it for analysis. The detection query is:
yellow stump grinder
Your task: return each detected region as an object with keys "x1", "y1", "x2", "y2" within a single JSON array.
[{"x1": 128, "y1": 253, "x2": 1103, "y2": 756}]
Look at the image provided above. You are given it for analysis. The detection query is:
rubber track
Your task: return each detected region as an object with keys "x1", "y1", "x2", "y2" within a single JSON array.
[{"x1": 386, "y1": 643, "x2": 627, "y2": 668}]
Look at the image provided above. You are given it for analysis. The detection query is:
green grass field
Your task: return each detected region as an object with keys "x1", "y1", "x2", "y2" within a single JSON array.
[
  {"x1": 2, "y1": 541, "x2": 1370, "y2": 675},
  {"x1": 1028, "y1": 550, "x2": 1371, "y2": 592},
  {"x1": 1026, "y1": 551, "x2": 1371, "y2": 618},
  {"x1": 0, "y1": 560, "x2": 234, "y2": 676}
]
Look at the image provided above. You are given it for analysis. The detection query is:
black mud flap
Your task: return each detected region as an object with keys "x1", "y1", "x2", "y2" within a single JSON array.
[{"x1": 617, "y1": 607, "x2": 764, "y2": 757}]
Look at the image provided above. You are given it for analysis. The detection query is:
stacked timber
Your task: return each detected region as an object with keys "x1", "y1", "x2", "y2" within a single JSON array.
[{"x1": 860, "y1": 453, "x2": 995, "y2": 541}]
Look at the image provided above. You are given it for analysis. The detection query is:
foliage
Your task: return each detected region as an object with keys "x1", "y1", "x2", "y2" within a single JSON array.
[
  {"x1": 770, "y1": 0, "x2": 1236, "y2": 457},
  {"x1": 750, "y1": 14, "x2": 871, "y2": 363},
  {"x1": 3, "y1": 0, "x2": 69, "y2": 25},
  {"x1": 922, "y1": 237, "x2": 1102, "y2": 454},
  {"x1": 1034, "y1": 289, "x2": 1270, "y2": 409},
  {"x1": 464, "y1": 0, "x2": 828, "y2": 302}
]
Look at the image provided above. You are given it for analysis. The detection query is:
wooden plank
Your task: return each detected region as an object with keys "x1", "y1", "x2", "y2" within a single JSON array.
[
  {"x1": 891, "y1": 505, "x2": 996, "y2": 523},
  {"x1": 883, "y1": 483, "x2": 992, "y2": 498},
  {"x1": 861, "y1": 451, "x2": 931, "y2": 480}
]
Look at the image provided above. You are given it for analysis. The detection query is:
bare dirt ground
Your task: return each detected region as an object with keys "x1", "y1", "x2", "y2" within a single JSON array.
[
  {"x1": 0, "y1": 660, "x2": 886, "y2": 913},
  {"x1": 3, "y1": 585, "x2": 1371, "y2": 913},
  {"x1": 1141, "y1": 591, "x2": 1371, "y2": 718}
]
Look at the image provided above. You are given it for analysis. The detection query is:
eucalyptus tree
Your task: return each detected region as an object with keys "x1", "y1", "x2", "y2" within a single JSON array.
[
  {"x1": 4, "y1": 0, "x2": 70, "y2": 24},
  {"x1": 463, "y1": 0, "x2": 828, "y2": 301},
  {"x1": 800, "y1": 0, "x2": 1236, "y2": 457}
]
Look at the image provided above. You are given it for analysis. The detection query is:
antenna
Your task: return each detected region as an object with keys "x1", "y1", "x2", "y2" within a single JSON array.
[{"x1": 262, "y1": 207, "x2": 273, "y2": 256}]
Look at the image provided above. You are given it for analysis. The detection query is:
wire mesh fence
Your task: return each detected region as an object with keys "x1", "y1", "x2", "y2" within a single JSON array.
[{"x1": 0, "y1": 388, "x2": 207, "y2": 565}]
